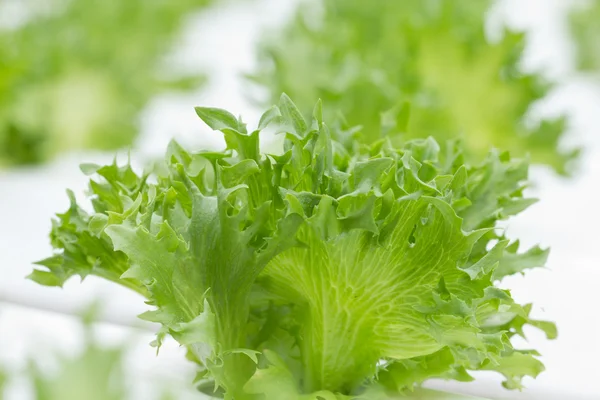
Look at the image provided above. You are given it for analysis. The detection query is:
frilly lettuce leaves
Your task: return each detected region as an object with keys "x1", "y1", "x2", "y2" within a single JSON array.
[
  {"x1": 0, "y1": 0, "x2": 208, "y2": 166},
  {"x1": 250, "y1": 0, "x2": 577, "y2": 174},
  {"x1": 31, "y1": 95, "x2": 555, "y2": 398}
]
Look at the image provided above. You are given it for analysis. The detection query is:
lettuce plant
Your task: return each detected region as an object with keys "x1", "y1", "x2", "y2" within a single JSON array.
[
  {"x1": 0, "y1": 0, "x2": 209, "y2": 166},
  {"x1": 570, "y1": 0, "x2": 600, "y2": 72},
  {"x1": 31, "y1": 95, "x2": 555, "y2": 398},
  {"x1": 250, "y1": 0, "x2": 576, "y2": 174}
]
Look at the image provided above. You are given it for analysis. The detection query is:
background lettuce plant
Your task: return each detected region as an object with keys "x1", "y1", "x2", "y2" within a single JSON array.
[
  {"x1": 31, "y1": 341, "x2": 126, "y2": 400},
  {"x1": 250, "y1": 0, "x2": 577, "y2": 174},
  {"x1": 0, "y1": 370, "x2": 5, "y2": 400},
  {"x1": 0, "y1": 0, "x2": 209, "y2": 166},
  {"x1": 31, "y1": 96, "x2": 555, "y2": 398},
  {"x1": 569, "y1": 0, "x2": 600, "y2": 72},
  {"x1": 0, "y1": 303, "x2": 191, "y2": 400}
]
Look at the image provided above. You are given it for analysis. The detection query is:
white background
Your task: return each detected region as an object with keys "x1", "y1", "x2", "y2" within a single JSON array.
[{"x1": 0, "y1": 0, "x2": 598, "y2": 399}]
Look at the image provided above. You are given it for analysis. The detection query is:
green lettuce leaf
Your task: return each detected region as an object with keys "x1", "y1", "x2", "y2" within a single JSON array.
[
  {"x1": 0, "y1": 0, "x2": 209, "y2": 166},
  {"x1": 32, "y1": 95, "x2": 554, "y2": 398},
  {"x1": 250, "y1": 0, "x2": 576, "y2": 173}
]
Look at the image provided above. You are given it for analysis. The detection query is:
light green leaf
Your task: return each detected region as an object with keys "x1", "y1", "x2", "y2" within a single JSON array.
[
  {"x1": 494, "y1": 243, "x2": 549, "y2": 280},
  {"x1": 258, "y1": 105, "x2": 283, "y2": 130},
  {"x1": 280, "y1": 93, "x2": 308, "y2": 136},
  {"x1": 195, "y1": 107, "x2": 245, "y2": 133},
  {"x1": 481, "y1": 352, "x2": 545, "y2": 390}
]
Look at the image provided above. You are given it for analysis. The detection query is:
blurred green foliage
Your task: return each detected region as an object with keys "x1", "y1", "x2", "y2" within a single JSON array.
[
  {"x1": 0, "y1": 370, "x2": 5, "y2": 400},
  {"x1": 251, "y1": 0, "x2": 576, "y2": 174},
  {"x1": 0, "y1": 0, "x2": 210, "y2": 166},
  {"x1": 570, "y1": 0, "x2": 600, "y2": 71},
  {"x1": 29, "y1": 338, "x2": 188, "y2": 400},
  {"x1": 0, "y1": 305, "x2": 186, "y2": 400},
  {"x1": 31, "y1": 343, "x2": 127, "y2": 400}
]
